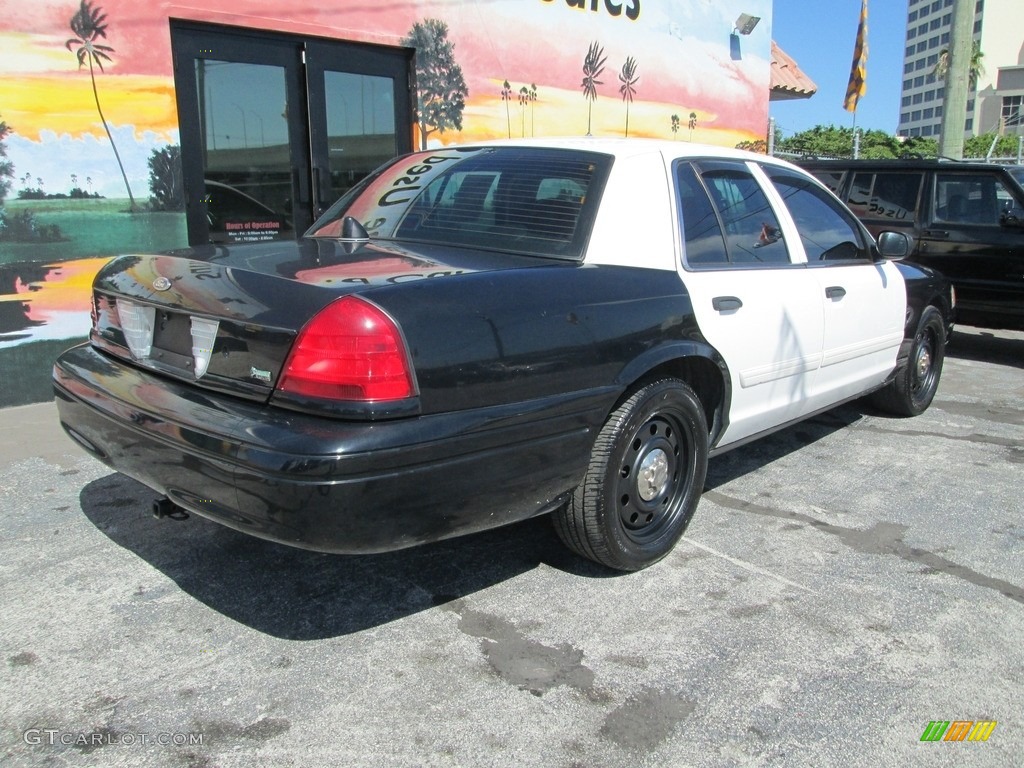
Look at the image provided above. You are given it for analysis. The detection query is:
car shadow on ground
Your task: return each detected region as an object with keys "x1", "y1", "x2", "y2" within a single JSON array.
[
  {"x1": 946, "y1": 329, "x2": 1024, "y2": 369},
  {"x1": 79, "y1": 405, "x2": 866, "y2": 640},
  {"x1": 79, "y1": 473, "x2": 606, "y2": 641},
  {"x1": 704, "y1": 404, "x2": 865, "y2": 490}
]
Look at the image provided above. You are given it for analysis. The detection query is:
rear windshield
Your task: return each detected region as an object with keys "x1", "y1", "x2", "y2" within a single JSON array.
[{"x1": 308, "y1": 146, "x2": 610, "y2": 260}]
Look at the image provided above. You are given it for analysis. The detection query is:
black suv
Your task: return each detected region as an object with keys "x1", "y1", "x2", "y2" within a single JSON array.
[{"x1": 800, "y1": 158, "x2": 1024, "y2": 331}]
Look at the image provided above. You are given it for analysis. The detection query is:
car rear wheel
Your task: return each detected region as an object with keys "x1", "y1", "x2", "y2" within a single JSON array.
[
  {"x1": 554, "y1": 378, "x2": 709, "y2": 571},
  {"x1": 870, "y1": 305, "x2": 945, "y2": 417}
]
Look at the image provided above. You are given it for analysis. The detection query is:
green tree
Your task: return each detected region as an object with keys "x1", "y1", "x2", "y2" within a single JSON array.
[
  {"x1": 0, "y1": 117, "x2": 13, "y2": 205},
  {"x1": 65, "y1": 0, "x2": 135, "y2": 211},
  {"x1": 962, "y1": 132, "x2": 1021, "y2": 159},
  {"x1": 688, "y1": 112, "x2": 697, "y2": 141},
  {"x1": 933, "y1": 40, "x2": 985, "y2": 90},
  {"x1": 148, "y1": 144, "x2": 184, "y2": 211},
  {"x1": 581, "y1": 41, "x2": 607, "y2": 135},
  {"x1": 403, "y1": 19, "x2": 469, "y2": 150},
  {"x1": 775, "y1": 125, "x2": 939, "y2": 159},
  {"x1": 618, "y1": 56, "x2": 638, "y2": 138},
  {"x1": 670, "y1": 114, "x2": 680, "y2": 139}
]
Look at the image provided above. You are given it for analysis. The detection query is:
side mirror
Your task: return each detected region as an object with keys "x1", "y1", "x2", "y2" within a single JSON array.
[
  {"x1": 877, "y1": 231, "x2": 911, "y2": 261},
  {"x1": 1000, "y1": 205, "x2": 1024, "y2": 228}
]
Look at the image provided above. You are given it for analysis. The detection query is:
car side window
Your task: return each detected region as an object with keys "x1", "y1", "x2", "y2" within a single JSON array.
[
  {"x1": 845, "y1": 171, "x2": 921, "y2": 223},
  {"x1": 934, "y1": 173, "x2": 1013, "y2": 226},
  {"x1": 812, "y1": 169, "x2": 845, "y2": 195},
  {"x1": 677, "y1": 161, "x2": 788, "y2": 268},
  {"x1": 675, "y1": 163, "x2": 728, "y2": 267},
  {"x1": 767, "y1": 168, "x2": 869, "y2": 262}
]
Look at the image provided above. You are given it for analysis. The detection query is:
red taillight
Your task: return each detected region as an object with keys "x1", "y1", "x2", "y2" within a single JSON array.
[{"x1": 277, "y1": 296, "x2": 415, "y2": 402}]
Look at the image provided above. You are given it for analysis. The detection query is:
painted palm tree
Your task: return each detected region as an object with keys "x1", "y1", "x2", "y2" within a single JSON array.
[
  {"x1": 670, "y1": 114, "x2": 680, "y2": 140},
  {"x1": 529, "y1": 84, "x2": 538, "y2": 137},
  {"x1": 501, "y1": 80, "x2": 513, "y2": 139},
  {"x1": 688, "y1": 112, "x2": 697, "y2": 141},
  {"x1": 518, "y1": 86, "x2": 529, "y2": 137},
  {"x1": 933, "y1": 40, "x2": 985, "y2": 90},
  {"x1": 618, "y1": 56, "x2": 639, "y2": 138},
  {"x1": 66, "y1": 0, "x2": 135, "y2": 211},
  {"x1": 581, "y1": 41, "x2": 607, "y2": 136}
]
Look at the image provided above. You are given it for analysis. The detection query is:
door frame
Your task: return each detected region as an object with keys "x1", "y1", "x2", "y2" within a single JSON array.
[{"x1": 170, "y1": 21, "x2": 414, "y2": 245}]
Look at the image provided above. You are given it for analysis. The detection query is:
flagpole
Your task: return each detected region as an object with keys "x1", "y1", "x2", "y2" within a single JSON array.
[{"x1": 844, "y1": 0, "x2": 868, "y2": 159}]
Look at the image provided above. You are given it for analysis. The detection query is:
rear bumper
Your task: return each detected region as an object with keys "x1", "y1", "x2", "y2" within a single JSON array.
[{"x1": 54, "y1": 344, "x2": 606, "y2": 553}]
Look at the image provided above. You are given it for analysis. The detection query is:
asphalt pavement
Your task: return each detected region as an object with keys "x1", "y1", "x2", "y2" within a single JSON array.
[{"x1": 1, "y1": 327, "x2": 1022, "y2": 767}]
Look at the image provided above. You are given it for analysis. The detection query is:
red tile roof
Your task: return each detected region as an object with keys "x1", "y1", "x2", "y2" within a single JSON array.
[{"x1": 771, "y1": 40, "x2": 818, "y2": 101}]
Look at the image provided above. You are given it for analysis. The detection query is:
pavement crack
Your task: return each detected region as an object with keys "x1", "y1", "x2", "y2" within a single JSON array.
[{"x1": 705, "y1": 490, "x2": 1024, "y2": 605}]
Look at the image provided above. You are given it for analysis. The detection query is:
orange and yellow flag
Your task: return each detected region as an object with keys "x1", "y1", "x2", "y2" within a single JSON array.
[{"x1": 844, "y1": 0, "x2": 868, "y2": 112}]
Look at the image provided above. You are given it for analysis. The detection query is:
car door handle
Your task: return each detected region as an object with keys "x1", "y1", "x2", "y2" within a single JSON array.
[
  {"x1": 825, "y1": 286, "x2": 846, "y2": 300},
  {"x1": 923, "y1": 229, "x2": 949, "y2": 238},
  {"x1": 712, "y1": 296, "x2": 743, "y2": 312}
]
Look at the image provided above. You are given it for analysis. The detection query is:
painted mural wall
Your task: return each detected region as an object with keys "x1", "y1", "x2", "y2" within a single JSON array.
[{"x1": 0, "y1": 0, "x2": 772, "y2": 407}]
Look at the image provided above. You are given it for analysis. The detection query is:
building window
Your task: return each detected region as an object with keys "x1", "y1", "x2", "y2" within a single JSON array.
[
  {"x1": 922, "y1": 125, "x2": 933, "y2": 136},
  {"x1": 965, "y1": 118, "x2": 973, "y2": 130},
  {"x1": 913, "y1": 93, "x2": 924, "y2": 104},
  {"x1": 914, "y1": 76, "x2": 925, "y2": 88},
  {"x1": 910, "y1": 127, "x2": 921, "y2": 137},
  {"x1": 905, "y1": 62, "x2": 915, "y2": 74},
  {"x1": 918, "y1": 23, "x2": 928, "y2": 34},
  {"x1": 936, "y1": 105, "x2": 943, "y2": 117},
  {"x1": 909, "y1": 28, "x2": 918, "y2": 39},
  {"x1": 967, "y1": 99, "x2": 975, "y2": 111},
  {"x1": 920, "y1": 5, "x2": 930, "y2": 16},
  {"x1": 904, "y1": 78, "x2": 914, "y2": 89},
  {"x1": 912, "y1": 110, "x2": 922, "y2": 121},
  {"x1": 931, "y1": 0, "x2": 941, "y2": 10},
  {"x1": 941, "y1": 32, "x2": 949, "y2": 44},
  {"x1": 927, "y1": 54, "x2": 938, "y2": 66},
  {"x1": 930, "y1": 18, "x2": 941, "y2": 30},
  {"x1": 1002, "y1": 95, "x2": 1023, "y2": 127},
  {"x1": 923, "y1": 108, "x2": 934, "y2": 119},
  {"x1": 901, "y1": 112, "x2": 911, "y2": 123},
  {"x1": 909, "y1": 10, "x2": 919, "y2": 21},
  {"x1": 902, "y1": 96, "x2": 912, "y2": 107},
  {"x1": 915, "y1": 59, "x2": 928, "y2": 71},
  {"x1": 929, "y1": 36, "x2": 940, "y2": 49}
]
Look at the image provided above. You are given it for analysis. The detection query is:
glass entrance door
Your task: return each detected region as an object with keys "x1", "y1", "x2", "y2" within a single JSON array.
[{"x1": 171, "y1": 24, "x2": 412, "y2": 245}]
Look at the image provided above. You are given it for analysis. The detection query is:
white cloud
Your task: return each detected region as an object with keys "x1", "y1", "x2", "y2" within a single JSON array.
[{"x1": 6, "y1": 126, "x2": 179, "y2": 199}]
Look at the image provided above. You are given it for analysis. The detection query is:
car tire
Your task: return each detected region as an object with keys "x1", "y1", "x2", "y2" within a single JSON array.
[
  {"x1": 554, "y1": 378, "x2": 709, "y2": 571},
  {"x1": 870, "y1": 305, "x2": 945, "y2": 417}
]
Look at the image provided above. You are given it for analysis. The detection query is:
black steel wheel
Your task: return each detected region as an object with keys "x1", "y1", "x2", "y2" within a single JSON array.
[
  {"x1": 554, "y1": 378, "x2": 709, "y2": 571},
  {"x1": 871, "y1": 305, "x2": 945, "y2": 417}
]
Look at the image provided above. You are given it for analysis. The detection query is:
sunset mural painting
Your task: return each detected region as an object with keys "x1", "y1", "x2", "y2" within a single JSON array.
[{"x1": 0, "y1": 0, "x2": 771, "y2": 408}]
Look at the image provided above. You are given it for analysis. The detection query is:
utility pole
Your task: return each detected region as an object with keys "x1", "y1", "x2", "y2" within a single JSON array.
[{"x1": 938, "y1": 0, "x2": 975, "y2": 159}]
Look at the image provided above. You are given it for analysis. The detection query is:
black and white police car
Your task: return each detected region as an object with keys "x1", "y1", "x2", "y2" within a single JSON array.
[{"x1": 54, "y1": 139, "x2": 954, "y2": 571}]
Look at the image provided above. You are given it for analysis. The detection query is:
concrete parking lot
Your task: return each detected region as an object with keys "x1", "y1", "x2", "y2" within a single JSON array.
[{"x1": 2, "y1": 327, "x2": 1022, "y2": 767}]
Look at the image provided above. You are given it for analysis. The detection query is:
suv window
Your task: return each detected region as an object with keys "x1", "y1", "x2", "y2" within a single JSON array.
[
  {"x1": 846, "y1": 171, "x2": 921, "y2": 223},
  {"x1": 767, "y1": 168, "x2": 869, "y2": 262},
  {"x1": 677, "y1": 161, "x2": 788, "y2": 267},
  {"x1": 934, "y1": 173, "x2": 1014, "y2": 226},
  {"x1": 812, "y1": 169, "x2": 845, "y2": 195}
]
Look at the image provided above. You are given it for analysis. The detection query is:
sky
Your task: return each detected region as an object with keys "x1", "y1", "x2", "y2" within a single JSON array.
[{"x1": 770, "y1": 0, "x2": 906, "y2": 137}]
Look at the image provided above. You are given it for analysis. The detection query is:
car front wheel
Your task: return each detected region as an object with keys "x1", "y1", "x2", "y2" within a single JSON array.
[
  {"x1": 870, "y1": 305, "x2": 945, "y2": 417},
  {"x1": 554, "y1": 378, "x2": 709, "y2": 571}
]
